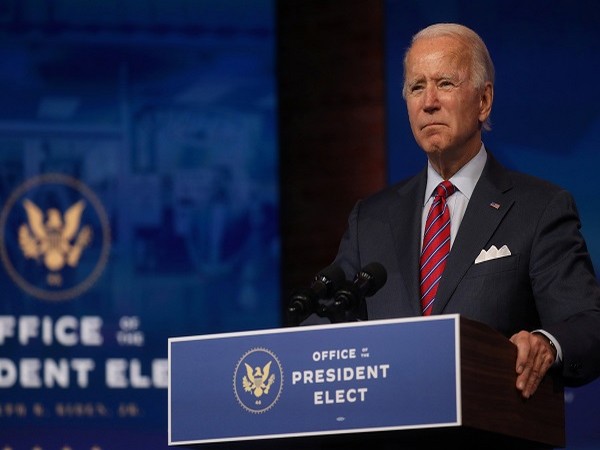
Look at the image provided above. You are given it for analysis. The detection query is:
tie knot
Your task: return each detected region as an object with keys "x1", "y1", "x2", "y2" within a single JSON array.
[{"x1": 434, "y1": 181, "x2": 455, "y2": 199}]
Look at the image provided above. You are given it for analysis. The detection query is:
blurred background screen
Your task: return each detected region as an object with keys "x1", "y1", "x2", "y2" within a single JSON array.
[{"x1": 0, "y1": 0, "x2": 278, "y2": 448}]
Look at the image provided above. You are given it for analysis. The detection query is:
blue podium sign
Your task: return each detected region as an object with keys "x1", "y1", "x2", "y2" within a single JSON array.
[{"x1": 168, "y1": 315, "x2": 462, "y2": 445}]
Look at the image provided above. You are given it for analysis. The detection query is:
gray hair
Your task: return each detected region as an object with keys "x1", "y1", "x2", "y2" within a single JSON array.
[{"x1": 402, "y1": 23, "x2": 495, "y2": 131}]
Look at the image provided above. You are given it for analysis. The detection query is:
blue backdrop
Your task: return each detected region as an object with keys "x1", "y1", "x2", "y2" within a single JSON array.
[
  {"x1": 385, "y1": 1, "x2": 600, "y2": 448},
  {"x1": 0, "y1": 1, "x2": 277, "y2": 448},
  {"x1": 1, "y1": 0, "x2": 598, "y2": 448}
]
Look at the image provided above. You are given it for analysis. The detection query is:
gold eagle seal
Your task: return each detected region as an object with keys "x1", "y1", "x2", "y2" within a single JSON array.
[{"x1": 0, "y1": 173, "x2": 111, "y2": 301}]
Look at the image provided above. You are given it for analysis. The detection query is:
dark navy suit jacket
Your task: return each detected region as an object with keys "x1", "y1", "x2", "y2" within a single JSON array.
[{"x1": 329, "y1": 151, "x2": 600, "y2": 386}]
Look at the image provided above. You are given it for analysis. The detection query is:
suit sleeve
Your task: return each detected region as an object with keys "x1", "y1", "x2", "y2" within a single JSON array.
[{"x1": 530, "y1": 189, "x2": 600, "y2": 385}]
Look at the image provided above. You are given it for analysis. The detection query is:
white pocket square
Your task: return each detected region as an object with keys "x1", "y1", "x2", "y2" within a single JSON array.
[{"x1": 474, "y1": 245, "x2": 511, "y2": 264}]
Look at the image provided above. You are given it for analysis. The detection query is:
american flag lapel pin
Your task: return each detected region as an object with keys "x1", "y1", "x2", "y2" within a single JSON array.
[{"x1": 489, "y1": 201, "x2": 500, "y2": 210}]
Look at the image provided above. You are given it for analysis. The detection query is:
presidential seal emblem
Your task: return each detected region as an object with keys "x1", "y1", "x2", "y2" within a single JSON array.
[
  {"x1": 233, "y1": 347, "x2": 283, "y2": 414},
  {"x1": 0, "y1": 173, "x2": 111, "y2": 301}
]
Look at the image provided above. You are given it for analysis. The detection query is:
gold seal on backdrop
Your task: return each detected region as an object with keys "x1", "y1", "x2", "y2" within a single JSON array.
[{"x1": 0, "y1": 173, "x2": 111, "y2": 301}]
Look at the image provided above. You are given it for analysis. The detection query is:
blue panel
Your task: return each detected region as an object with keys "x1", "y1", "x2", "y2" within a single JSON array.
[
  {"x1": 170, "y1": 316, "x2": 459, "y2": 444},
  {"x1": 0, "y1": 1, "x2": 277, "y2": 449}
]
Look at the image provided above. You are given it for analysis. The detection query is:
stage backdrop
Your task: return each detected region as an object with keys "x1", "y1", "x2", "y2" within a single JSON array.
[
  {"x1": 385, "y1": 1, "x2": 600, "y2": 449},
  {"x1": 0, "y1": 1, "x2": 277, "y2": 448}
]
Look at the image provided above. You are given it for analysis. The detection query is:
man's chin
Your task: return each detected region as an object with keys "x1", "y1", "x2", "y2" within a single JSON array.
[
  {"x1": 417, "y1": 131, "x2": 448, "y2": 148},
  {"x1": 419, "y1": 140, "x2": 446, "y2": 154}
]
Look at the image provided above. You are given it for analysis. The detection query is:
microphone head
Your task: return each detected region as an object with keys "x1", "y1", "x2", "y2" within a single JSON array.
[
  {"x1": 287, "y1": 264, "x2": 348, "y2": 325},
  {"x1": 313, "y1": 264, "x2": 346, "y2": 297},
  {"x1": 355, "y1": 262, "x2": 387, "y2": 297}
]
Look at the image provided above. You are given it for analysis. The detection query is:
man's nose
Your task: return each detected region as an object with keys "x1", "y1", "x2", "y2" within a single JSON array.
[{"x1": 423, "y1": 85, "x2": 440, "y2": 112}]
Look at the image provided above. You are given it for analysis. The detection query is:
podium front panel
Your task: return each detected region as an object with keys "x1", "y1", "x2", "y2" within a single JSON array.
[{"x1": 168, "y1": 315, "x2": 462, "y2": 446}]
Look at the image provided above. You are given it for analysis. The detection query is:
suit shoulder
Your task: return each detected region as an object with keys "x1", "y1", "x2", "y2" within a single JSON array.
[
  {"x1": 500, "y1": 169, "x2": 580, "y2": 217},
  {"x1": 486, "y1": 151, "x2": 567, "y2": 197},
  {"x1": 360, "y1": 174, "x2": 419, "y2": 204},
  {"x1": 506, "y1": 169, "x2": 567, "y2": 196}
]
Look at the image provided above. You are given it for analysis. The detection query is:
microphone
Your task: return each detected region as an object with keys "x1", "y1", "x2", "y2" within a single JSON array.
[
  {"x1": 333, "y1": 262, "x2": 387, "y2": 314},
  {"x1": 287, "y1": 264, "x2": 346, "y2": 324}
]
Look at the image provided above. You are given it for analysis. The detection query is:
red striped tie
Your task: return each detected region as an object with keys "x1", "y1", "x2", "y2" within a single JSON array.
[{"x1": 420, "y1": 181, "x2": 456, "y2": 316}]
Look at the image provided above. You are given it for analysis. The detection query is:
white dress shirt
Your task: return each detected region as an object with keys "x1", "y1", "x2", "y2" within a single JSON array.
[{"x1": 421, "y1": 143, "x2": 486, "y2": 250}]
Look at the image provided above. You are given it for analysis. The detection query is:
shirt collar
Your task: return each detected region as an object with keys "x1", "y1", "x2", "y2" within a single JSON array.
[{"x1": 424, "y1": 143, "x2": 487, "y2": 205}]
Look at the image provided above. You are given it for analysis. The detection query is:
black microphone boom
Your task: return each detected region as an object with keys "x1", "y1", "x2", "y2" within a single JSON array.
[
  {"x1": 333, "y1": 262, "x2": 387, "y2": 314},
  {"x1": 287, "y1": 264, "x2": 346, "y2": 324}
]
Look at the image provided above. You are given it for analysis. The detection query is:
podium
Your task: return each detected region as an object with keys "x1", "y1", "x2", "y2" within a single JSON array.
[{"x1": 168, "y1": 315, "x2": 564, "y2": 449}]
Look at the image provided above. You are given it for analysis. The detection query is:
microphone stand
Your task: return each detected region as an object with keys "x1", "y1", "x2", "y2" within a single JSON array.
[{"x1": 327, "y1": 280, "x2": 368, "y2": 323}]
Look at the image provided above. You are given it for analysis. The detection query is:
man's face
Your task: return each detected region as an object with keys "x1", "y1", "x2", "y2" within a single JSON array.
[{"x1": 404, "y1": 36, "x2": 489, "y2": 160}]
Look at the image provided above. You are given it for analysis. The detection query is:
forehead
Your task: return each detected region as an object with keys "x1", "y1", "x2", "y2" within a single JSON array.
[{"x1": 406, "y1": 36, "x2": 471, "y2": 77}]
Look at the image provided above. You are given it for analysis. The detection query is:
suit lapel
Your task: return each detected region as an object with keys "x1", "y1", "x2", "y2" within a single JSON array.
[
  {"x1": 432, "y1": 153, "x2": 514, "y2": 314},
  {"x1": 387, "y1": 170, "x2": 427, "y2": 316}
]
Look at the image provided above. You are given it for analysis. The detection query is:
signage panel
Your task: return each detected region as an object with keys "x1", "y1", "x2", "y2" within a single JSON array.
[{"x1": 169, "y1": 315, "x2": 461, "y2": 445}]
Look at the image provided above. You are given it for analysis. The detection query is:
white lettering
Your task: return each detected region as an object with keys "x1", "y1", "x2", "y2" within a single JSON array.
[
  {"x1": 0, "y1": 358, "x2": 96, "y2": 388},
  {"x1": 42, "y1": 316, "x2": 53, "y2": 345},
  {"x1": 106, "y1": 358, "x2": 166, "y2": 389},
  {"x1": 314, "y1": 388, "x2": 368, "y2": 405},
  {"x1": 19, "y1": 317, "x2": 40, "y2": 345},
  {"x1": 106, "y1": 359, "x2": 128, "y2": 388},
  {"x1": 80, "y1": 316, "x2": 103, "y2": 346},
  {"x1": 312, "y1": 348, "x2": 357, "y2": 362},
  {"x1": 21, "y1": 358, "x2": 42, "y2": 387},
  {"x1": 71, "y1": 359, "x2": 95, "y2": 387},
  {"x1": 55, "y1": 316, "x2": 78, "y2": 346},
  {"x1": 130, "y1": 359, "x2": 151, "y2": 388},
  {"x1": 292, "y1": 371, "x2": 302, "y2": 384},
  {"x1": 0, "y1": 317, "x2": 16, "y2": 345},
  {"x1": 44, "y1": 358, "x2": 70, "y2": 388},
  {"x1": 292, "y1": 364, "x2": 390, "y2": 384},
  {"x1": 0, "y1": 315, "x2": 103, "y2": 346},
  {"x1": 152, "y1": 359, "x2": 168, "y2": 388},
  {"x1": 0, "y1": 359, "x2": 17, "y2": 387}
]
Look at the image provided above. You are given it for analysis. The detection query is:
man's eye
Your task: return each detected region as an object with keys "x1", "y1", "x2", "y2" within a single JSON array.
[
  {"x1": 410, "y1": 85, "x2": 424, "y2": 93},
  {"x1": 438, "y1": 80, "x2": 455, "y2": 89}
]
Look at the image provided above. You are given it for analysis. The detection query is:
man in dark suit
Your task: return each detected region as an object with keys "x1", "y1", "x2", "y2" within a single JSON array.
[{"x1": 325, "y1": 23, "x2": 600, "y2": 399}]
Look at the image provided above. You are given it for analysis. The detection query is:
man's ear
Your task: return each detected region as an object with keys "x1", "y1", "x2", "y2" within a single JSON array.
[{"x1": 479, "y1": 82, "x2": 494, "y2": 122}]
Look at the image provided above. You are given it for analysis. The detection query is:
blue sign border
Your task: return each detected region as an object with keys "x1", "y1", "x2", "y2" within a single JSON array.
[{"x1": 168, "y1": 315, "x2": 462, "y2": 445}]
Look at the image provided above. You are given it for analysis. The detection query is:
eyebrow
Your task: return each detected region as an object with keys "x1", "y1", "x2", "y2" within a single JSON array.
[{"x1": 407, "y1": 72, "x2": 464, "y2": 85}]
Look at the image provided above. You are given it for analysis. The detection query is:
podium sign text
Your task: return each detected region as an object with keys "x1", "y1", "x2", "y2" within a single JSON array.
[{"x1": 168, "y1": 315, "x2": 463, "y2": 445}]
